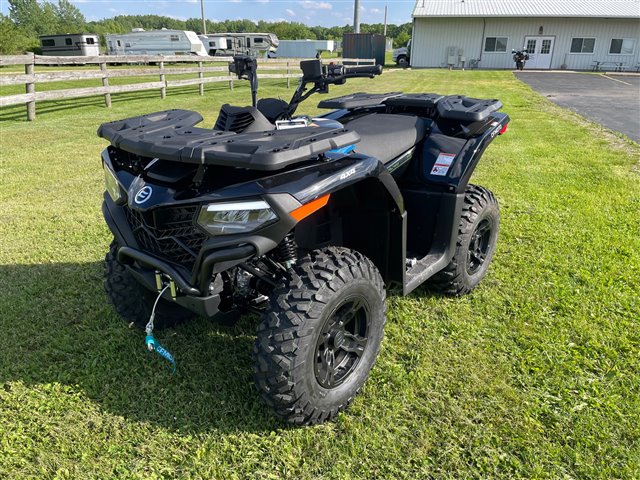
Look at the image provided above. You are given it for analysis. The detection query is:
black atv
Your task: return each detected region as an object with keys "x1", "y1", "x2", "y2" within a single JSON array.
[{"x1": 99, "y1": 56, "x2": 509, "y2": 425}]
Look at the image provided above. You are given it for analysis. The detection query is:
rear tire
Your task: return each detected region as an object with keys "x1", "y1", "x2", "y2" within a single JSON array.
[
  {"x1": 430, "y1": 185, "x2": 500, "y2": 295},
  {"x1": 254, "y1": 247, "x2": 386, "y2": 425},
  {"x1": 104, "y1": 241, "x2": 195, "y2": 330}
]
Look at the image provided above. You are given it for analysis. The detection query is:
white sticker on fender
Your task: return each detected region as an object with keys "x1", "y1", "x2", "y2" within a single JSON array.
[{"x1": 431, "y1": 153, "x2": 456, "y2": 176}]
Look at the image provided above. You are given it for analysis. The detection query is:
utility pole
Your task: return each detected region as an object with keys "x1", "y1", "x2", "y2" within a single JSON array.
[
  {"x1": 201, "y1": 0, "x2": 207, "y2": 35},
  {"x1": 383, "y1": 5, "x2": 387, "y2": 36},
  {"x1": 354, "y1": 0, "x2": 361, "y2": 33}
]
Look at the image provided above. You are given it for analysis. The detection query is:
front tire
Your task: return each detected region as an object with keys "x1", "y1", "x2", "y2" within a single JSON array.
[
  {"x1": 104, "y1": 241, "x2": 194, "y2": 330},
  {"x1": 397, "y1": 56, "x2": 409, "y2": 68},
  {"x1": 430, "y1": 185, "x2": 500, "y2": 295},
  {"x1": 254, "y1": 247, "x2": 386, "y2": 425}
]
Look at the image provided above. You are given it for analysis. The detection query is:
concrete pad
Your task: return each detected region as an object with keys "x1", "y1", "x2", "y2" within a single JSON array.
[{"x1": 515, "y1": 72, "x2": 640, "y2": 142}]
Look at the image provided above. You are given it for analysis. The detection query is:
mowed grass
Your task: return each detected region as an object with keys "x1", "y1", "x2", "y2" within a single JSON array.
[{"x1": 0, "y1": 69, "x2": 639, "y2": 479}]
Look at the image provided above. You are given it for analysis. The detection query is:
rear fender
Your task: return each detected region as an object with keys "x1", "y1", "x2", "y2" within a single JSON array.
[{"x1": 411, "y1": 112, "x2": 510, "y2": 193}]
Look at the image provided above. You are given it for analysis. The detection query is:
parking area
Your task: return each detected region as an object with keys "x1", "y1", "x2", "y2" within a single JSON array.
[{"x1": 515, "y1": 72, "x2": 640, "y2": 142}]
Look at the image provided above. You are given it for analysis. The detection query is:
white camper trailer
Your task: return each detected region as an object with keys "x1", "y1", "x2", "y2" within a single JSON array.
[
  {"x1": 39, "y1": 34, "x2": 100, "y2": 56},
  {"x1": 201, "y1": 33, "x2": 279, "y2": 56},
  {"x1": 106, "y1": 29, "x2": 207, "y2": 56},
  {"x1": 197, "y1": 35, "x2": 229, "y2": 56}
]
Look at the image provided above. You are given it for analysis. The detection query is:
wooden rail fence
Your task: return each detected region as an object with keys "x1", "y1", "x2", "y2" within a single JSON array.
[{"x1": 0, "y1": 53, "x2": 375, "y2": 121}]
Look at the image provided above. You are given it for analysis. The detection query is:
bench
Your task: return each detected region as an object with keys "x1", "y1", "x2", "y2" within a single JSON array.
[{"x1": 592, "y1": 61, "x2": 627, "y2": 72}]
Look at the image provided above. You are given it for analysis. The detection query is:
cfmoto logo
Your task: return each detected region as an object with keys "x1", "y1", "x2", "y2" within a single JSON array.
[{"x1": 134, "y1": 186, "x2": 153, "y2": 204}]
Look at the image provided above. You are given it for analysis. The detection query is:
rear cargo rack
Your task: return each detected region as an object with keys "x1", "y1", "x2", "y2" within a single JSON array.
[
  {"x1": 317, "y1": 93, "x2": 502, "y2": 123},
  {"x1": 317, "y1": 92, "x2": 402, "y2": 110}
]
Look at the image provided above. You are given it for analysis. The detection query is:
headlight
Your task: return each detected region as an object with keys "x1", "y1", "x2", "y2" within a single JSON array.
[
  {"x1": 197, "y1": 200, "x2": 277, "y2": 235},
  {"x1": 103, "y1": 163, "x2": 123, "y2": 203}
]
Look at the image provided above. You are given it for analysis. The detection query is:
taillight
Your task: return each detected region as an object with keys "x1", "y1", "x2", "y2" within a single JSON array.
[{"x1": 499, "y1": 123, "x2": 509, "y2": 135}]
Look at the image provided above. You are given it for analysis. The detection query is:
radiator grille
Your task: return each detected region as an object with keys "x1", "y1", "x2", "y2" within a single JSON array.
[{"x1": 124, "y1": 205, "x2": 208, "y2": 269}]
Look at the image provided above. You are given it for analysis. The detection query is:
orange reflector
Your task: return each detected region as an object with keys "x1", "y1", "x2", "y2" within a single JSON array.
[{"x1": 290, "y1": 194, "x2": 330, "y2": 222}]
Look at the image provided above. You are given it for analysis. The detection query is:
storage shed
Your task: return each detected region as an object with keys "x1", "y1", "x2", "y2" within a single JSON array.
[
  {"x1": 410, "y1": 0, "x2": 640, "y2": 70},
  {"x1": 343, "y1": 33, "x2": 387, "y2": 66}
]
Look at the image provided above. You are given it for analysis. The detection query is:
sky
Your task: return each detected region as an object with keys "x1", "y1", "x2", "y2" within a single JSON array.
[{"x1": 0, "y1": 0, "x2": 417, "y2": 27}]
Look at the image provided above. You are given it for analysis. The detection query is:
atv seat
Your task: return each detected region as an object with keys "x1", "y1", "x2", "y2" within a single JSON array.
[{"x1": 344, "y1": 113, "x2": 430, "y2": 164}]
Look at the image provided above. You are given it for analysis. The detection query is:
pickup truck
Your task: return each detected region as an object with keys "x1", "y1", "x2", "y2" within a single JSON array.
[{"x1": 393, "y1": 40, "x2": 411, "y2": 68}]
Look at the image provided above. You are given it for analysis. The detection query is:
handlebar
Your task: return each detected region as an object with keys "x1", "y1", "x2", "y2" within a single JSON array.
[
  {"x1": 286, "y1": 59, "x2": 383, "y2": 117},
  {"x1": 328, "y1": 64, "x2": 383, "y2": 78}
]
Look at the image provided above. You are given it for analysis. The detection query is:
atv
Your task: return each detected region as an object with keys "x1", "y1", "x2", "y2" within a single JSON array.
[{"x1": 99, "y1": 56, "x2": 509, "y2": 425}]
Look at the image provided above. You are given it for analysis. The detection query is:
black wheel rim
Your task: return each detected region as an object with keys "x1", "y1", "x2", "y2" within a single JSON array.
[
  {"x1": 467, "y1": 218, "x2": 492, "y2": 275},
  {"x1": 314, "y1": 295, "x2": 370, "y2": 389}
]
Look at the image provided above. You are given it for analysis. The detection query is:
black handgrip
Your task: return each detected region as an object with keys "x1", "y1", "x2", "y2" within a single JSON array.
[
  {"x1": 326, "y1": 63, "x2": 383, "y2": 79},
  {"x1": 342, "y1": 64, "x2": 383, "y2": 76}
]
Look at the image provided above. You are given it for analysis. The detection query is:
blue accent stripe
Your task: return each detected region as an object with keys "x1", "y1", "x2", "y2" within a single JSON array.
[{"x1": 329, "y1": 144, "x2": 355, "y2": 155}]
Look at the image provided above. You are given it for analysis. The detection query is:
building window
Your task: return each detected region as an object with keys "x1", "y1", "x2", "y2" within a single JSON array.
[
  {"x1": 65, "y1": 38, "x2": 73, "y2": 46},
  {"x1": 609, "y1": 38, "x2": 636, "y2": 55},
  {"x1": 526, "y1": 39, "x2": 536, "y2": 53},
  {"x1": 86, "y1": 37, "x2": 95, "y2": 45},
  {"x1": 170, "y1": 35, "x2": 180, "y2": 42},
  {"x1": 570, "y1": 38, "x2": 596, "y2": 53},
  {"x1": 541, "y1": 39, "x2": 552, "y2": 54},
  {"x1": 41, "y1": 39, "x2": 55, "y2": 47},
  {"x1": 484, "y1": 36, "x2": 508, "y2": 52}
]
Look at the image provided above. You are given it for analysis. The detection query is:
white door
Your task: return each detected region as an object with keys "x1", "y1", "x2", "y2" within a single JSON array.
[{"x1": 523, "y1": 36, "x2": 555, "y2": 69}]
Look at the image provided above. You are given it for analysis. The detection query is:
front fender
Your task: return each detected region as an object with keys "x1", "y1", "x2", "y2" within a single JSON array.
[
  {"x1": 263, "y1": 154, "x2": 406, "y2": 286},
  {"x1": 257, "y1": 154, "x2": 404, "y2": 212}
]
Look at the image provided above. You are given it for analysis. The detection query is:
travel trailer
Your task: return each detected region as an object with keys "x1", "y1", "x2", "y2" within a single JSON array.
[
  {"x1": 199, "y1": 33, "x2": 279, "y2": 56},
  {"x1": 39, "y1": 34, "x2": 100, "y2": 56},
  {"x1": 197, "y1": 35, "x2": 229, "y2": 56},
  {"x1": 106, "y1": 29, "x2": 207, "y2": 56}
]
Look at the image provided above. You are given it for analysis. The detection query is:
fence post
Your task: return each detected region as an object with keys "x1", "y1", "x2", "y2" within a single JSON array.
[
  {"x1": 159, "y1": 61, "x2": 166, "y2": 99},
  {"x1": 198, "y1": 61, "x2": 204, "y2": 96},
  {"x1": 229, "y1": 74, "x2": 234, "y2": 91},
  {"x1": 100, "y1": 61, "x2": 112, "y2": 108},
  {"x1": 286, "y1": 61, "x2": 290, "y2": 88},
  {"x1": 25, "y1": 60, "x2": 35, "y2": 121}
]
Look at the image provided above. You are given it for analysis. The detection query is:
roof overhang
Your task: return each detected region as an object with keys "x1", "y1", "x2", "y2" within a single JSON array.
[{"x1": 412, "y1": 1, "x2": 640, "y2": 19}]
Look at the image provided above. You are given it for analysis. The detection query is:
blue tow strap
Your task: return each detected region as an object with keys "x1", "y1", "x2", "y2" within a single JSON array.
[
  {"x1": 144, "y1": 284, "x2": 177, "y2": 373},
  {"x1": 145, "y1": 334, "x2": 177, "y2": 373}
]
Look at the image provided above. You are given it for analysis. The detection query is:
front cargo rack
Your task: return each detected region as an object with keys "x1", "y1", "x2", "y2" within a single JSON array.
[{"x1": 98, "y1": 109, "x2": 361, "y2": 171}]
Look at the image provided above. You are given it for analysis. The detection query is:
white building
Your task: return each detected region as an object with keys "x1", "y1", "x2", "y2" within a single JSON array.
[{"x1": 410, "y1": 0, "x2": 640, "y2": 70}]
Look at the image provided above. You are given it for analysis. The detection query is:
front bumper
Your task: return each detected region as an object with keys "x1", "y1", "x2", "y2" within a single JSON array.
[{"x1": 103, "y1": 195, "x2": 256, "y2": 319}]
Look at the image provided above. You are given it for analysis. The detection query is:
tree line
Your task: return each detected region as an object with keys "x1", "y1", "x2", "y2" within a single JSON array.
[{"x1": 0, "y1": 0, "x2": 412, "y2": 55}]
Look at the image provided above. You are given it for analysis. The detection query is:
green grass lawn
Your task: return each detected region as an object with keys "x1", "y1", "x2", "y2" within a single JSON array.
[{"x1": 1, "y1": 69, "x2": 639, "y2": 479}]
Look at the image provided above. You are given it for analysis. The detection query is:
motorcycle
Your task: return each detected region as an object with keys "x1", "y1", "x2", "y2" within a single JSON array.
[{"x1": 512, "y1": 49, "x2": 530, "y2": 70}]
